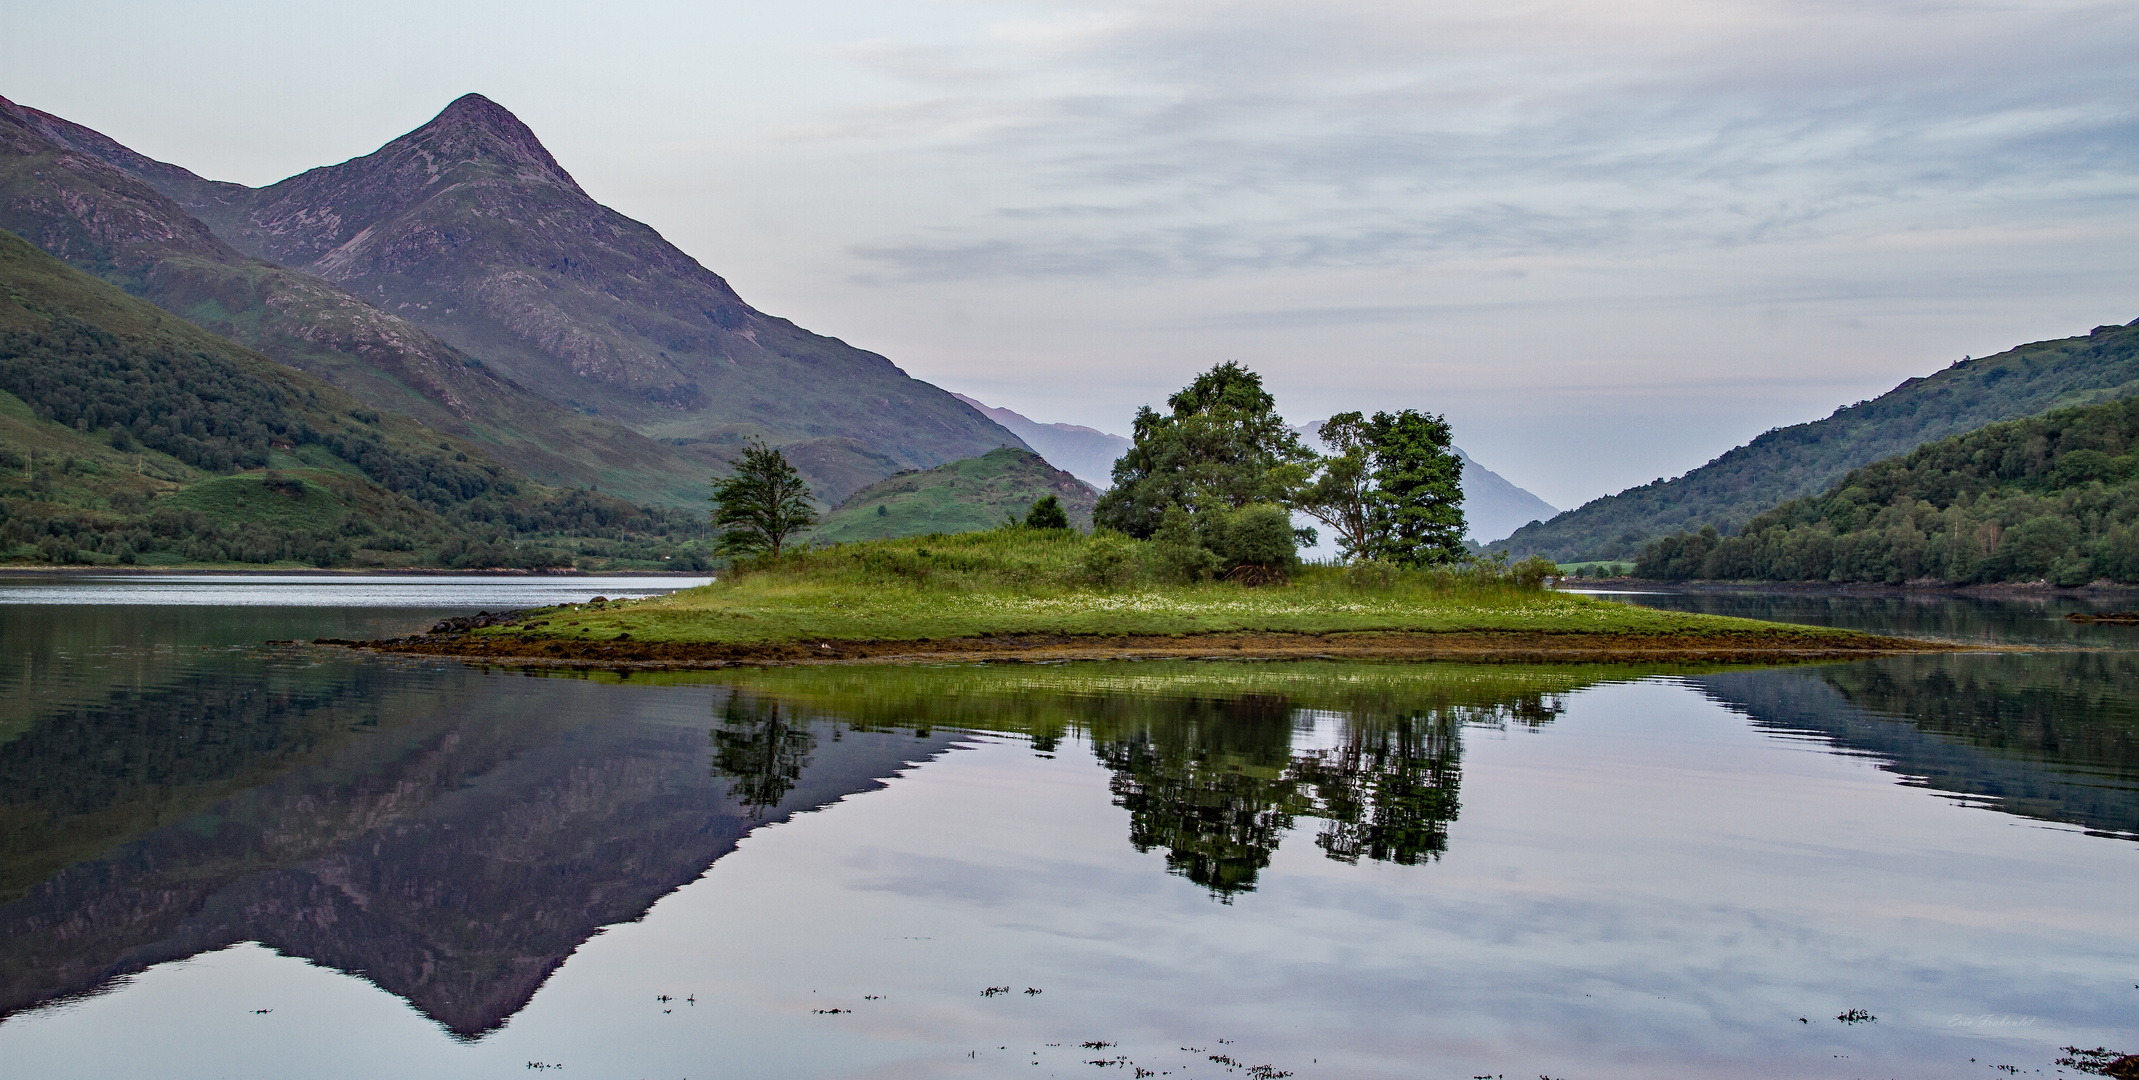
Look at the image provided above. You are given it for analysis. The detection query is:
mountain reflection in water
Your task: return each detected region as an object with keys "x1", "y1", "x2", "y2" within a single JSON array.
[
  {"x1": 3, "y1": 590, "x2": 2135, "y2": 1052},
  {"x1": 2, "y1": 654, "x2": 1626, "y2": 1035},
  {"x1": 1584, "y1": 587, "x2": 2139, "y2": 840}
]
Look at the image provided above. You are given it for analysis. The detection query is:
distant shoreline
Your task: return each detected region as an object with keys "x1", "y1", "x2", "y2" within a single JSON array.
[
  {"x1": 1568, "y1": 578, "x2": 2139, "y2": 600},
  {"x1": 0, "y1": 566, "x2": 710, "y2": 578}
]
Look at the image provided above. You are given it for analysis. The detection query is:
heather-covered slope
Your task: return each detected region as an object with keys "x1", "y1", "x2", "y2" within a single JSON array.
[
  {"x1": 0, "y1": 94, "x2": 719, "y2": 509},
  {"x1": 810, "y1": 447, "x2": 1099, "y2": 544},
  {"x1": 1497, "y1": 319, "x2": 2139, "y2": 562},
  {"x1": 71, "y1": 93, "x2": 1023, "y2": 500}
]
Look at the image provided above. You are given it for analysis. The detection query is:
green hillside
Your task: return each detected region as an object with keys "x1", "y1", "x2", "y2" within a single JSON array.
[
  {"x1": 1498, "y1": 319, "x2": 2139, "y2": 561},
  {"x1": 0, "y1": 230, "x2": 709, "y2": 569},
  {"x1": 1634, "y1": 395, "x2": 2139, "y2": 585},
  {"x1": 808, "y1": 448, "x2": 1098, "y2": 544}
]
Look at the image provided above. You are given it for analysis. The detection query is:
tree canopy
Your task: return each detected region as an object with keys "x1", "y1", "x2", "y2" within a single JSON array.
[
  {"x1": 1094, "y1": 362, "x2": 1315, "y2": 538},
  {"x1": 1296, "y1": 409, "x2": 1466, "y2": 566},
  {"x1": 710, "y1": 442, "x2": 816, "y2": 559}
]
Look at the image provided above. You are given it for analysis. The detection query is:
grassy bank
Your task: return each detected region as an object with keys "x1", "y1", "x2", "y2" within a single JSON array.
[{"x1": 356, "y1": 529, "x2": 1963, "y2": 665}]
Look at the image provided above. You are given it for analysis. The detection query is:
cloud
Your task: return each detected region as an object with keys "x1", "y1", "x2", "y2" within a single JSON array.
[{"x1": 813, "y1": 0, "x2": 2139, "y2": 282}]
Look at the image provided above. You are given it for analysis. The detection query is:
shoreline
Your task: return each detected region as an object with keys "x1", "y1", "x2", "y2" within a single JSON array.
[
  {"x1": 1568, "y1": 577, "x2": 2139, "y2": 599},
  {"x1": 324, "y1": 627, "x2": 1976, "y2": 670},
  {"x1": 0, "y1": 566, "x2": 710, "y2": 578}
]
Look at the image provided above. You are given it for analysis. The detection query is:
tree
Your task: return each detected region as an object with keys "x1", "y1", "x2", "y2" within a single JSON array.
[
  {"x1": 1361, "y1": 410, "x2": 1466, "y2": 567},
  {"x1": 1094, "y1": 362, "x2": 1315, "y2": 538},
  {"x1": 1295, "y1": 412, "x2": 1376, "y2": 560},
  {"x1": 710, "y1": 442, "x2": 816, "y2": 559},
  {"x1": 1024, "y1": 494, "x2": 1070, "y2": 529}
]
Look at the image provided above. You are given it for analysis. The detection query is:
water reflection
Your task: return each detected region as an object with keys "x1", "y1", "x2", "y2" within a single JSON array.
[
  {"x1": 1589, "y1": 587, "x2": 2139, "y2": 840},
  {"x1": 1695, "y1": 652, "x2": 2139, "y2": 838},
  {"x1": 3, "y1": 585, "x2": 2137, "y2": 1068},
  {"x1": 704, "y1": 665, "x2": 1593, "y2": 897},
  {"x1": 709, "y1": 696, "x2": 819, "y2": 818},
  {"x1": 0, "y1": 646, "x2": 956, "y2": 1036},
  {"x1": 5, "y1": 647, "x2": 1648, "y2": 1033}
]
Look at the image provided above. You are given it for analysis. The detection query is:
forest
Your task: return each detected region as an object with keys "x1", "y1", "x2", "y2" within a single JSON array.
[{"x1": 1634, "y1": 395, "x2": 2139, "y2": 585}]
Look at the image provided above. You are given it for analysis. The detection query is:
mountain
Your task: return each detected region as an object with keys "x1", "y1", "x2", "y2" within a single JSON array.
[
  {"x1": 1496, "y1": 319, "x2": 2139, "y2": 562},
  {"x1": 29, "y1": 93, "x2": 1025, "y2": 502},
  {"x1": 0, "y1": 94, "x2": 722, "y2": 510},
  {"x1": 808, "y1": 447, "x2": 1099, "y2": 544},
  {"x1": 0, "y1": 230, "x2": 704, "y2": 569},
  {"x1": 952, "y1": 394, "x2": 1131, "y2": 488},
  {"x1": 1634, "y1": 392, "x2": 2139, "y2": 585},
  {"x1": 1452, "y1": 447, "x2": 1559, "y2": 543},
  {"x1": 1288, "y1": 421, "x2": 1557, "y2": 544}
]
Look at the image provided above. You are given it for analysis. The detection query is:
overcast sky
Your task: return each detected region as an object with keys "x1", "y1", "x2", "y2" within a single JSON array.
[{"x1": 10, "y1": 0, "x2": 2136, "y2": 508}]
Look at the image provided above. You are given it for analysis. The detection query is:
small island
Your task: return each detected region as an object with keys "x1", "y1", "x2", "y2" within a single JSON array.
[
  {"x1": 346, "y1": 363, "x2": 1972, "y2": 669},
  {"x1": 347, "y1": 527, "x2": 1961, "y2": 668}
]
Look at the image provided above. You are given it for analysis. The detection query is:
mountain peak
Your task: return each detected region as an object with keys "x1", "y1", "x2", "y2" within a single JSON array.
[
  {"x1": 428, "y1": 93, "x2": 527, "y2": 136},
  {"x1": 398, "y1": 93, "x2": 583, "y2": 194}
]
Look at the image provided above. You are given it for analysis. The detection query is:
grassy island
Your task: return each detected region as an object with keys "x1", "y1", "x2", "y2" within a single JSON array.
[{"x1": 350, "y1": 529, "x2": 1967, "y2": 667}]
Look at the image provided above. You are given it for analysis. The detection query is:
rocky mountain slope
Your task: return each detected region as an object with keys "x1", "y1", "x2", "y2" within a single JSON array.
[
  {"x1": 35, "y1": 93, "x2": 1023, "y2": 501},
  {"x1": 0, "y1": 94, "x2": 723, "y2": 509},
  {"x1": 1495, "y1": 319, "x2": 2139, "y2": 562},
  {"x1": 810, "y1": 447, "x2": 1099, "y2": 544}
]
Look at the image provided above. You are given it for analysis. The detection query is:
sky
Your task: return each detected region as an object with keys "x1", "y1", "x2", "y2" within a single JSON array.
[{"x1": 7, "y1": 0, "x2": 2136, "y2": 509}]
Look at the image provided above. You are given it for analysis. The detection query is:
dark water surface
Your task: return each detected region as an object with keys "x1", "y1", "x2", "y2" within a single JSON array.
[{"x1": 0, "y1": 578, "x2": 2133, "y2": 1079}]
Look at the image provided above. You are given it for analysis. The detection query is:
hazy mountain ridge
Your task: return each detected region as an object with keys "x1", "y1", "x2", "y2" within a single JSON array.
[
  {"x1": 52, "y1": 93, "x2": 1026, "y2": 501},
  {"x1": 1497, "y1": 319, "x2": 2139, "y2": 562},
  {"x1": 952, "y1": 394, "x2": 1131, "y2": 488}
]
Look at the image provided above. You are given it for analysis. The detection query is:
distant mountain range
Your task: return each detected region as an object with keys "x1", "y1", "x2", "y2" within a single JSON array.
[
  {"x1": 952, "y1": 394, "x2": 1130, "y2": 488},
  {"x1": 1497, "y1": 318, "x2": 2139, "y2": 562},
  {"x1": 0, "y1": 93, "x2": 1024, "y2": 506}
]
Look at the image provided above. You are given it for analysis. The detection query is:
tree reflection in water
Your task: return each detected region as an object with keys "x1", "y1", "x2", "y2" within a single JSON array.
[
  {"x1": 710, "y1": 664, "x2": 1583, "y2": 898},
  {"x1": 1095, "y1": 695, "x2": 1561, "y2": 897},
  {"x1": 710, "y1": 695, "x2": 818, "y2": 817}
]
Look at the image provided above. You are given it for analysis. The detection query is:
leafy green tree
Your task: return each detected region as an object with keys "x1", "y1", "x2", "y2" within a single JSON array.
[
  {"x1": 709, "y1": 442, "x2": 816, "y2": 559},
  {"x1": 1024, "y1": 494, "x2": 1070, "y2": 529},
  {"x1": 1095, "y1": 362, "x2": 1315, "y2": 537},
  {"x1": 1296, "y1": 412, "x2": 1376, "y2": 559},
  {"x1": 1361, "y1": 409, "x2": 1466, "y2": 567}
]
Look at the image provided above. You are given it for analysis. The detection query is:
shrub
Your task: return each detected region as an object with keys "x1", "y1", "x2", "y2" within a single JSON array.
[{"x1": 1080, "y1": 532, "x2": 1136, "y2": 587}]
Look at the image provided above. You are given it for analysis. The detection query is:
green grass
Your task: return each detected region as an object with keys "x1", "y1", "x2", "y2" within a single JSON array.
[
  {"x1": 158, "y1": 471, "x2": 365, "y2": 532},
  {"x1": 499, "y1": 528, "x2": 1867, "y2": 646}
]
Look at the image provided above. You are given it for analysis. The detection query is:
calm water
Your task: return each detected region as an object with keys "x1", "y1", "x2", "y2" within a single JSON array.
[{"x1": 0, "y1": 578, "x2": 2133, "y2": 1079}]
